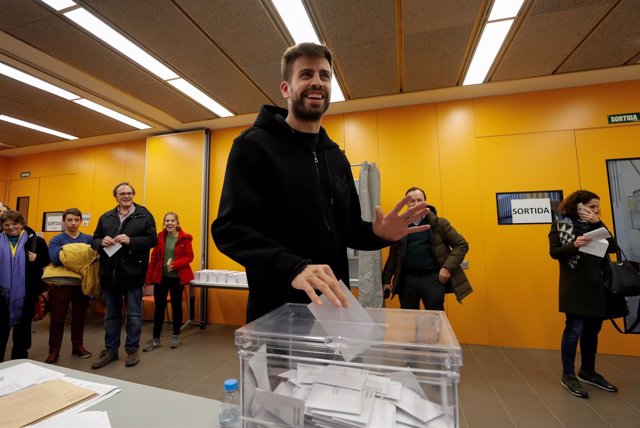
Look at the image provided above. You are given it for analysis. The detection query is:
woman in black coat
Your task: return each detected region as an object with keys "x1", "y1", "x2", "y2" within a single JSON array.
[
  {"x1": 549, "y1": 190, "x2": 628, "y2": 399},
  {"x1": 0, "y1": 210, "x2": 50, "y2": 361}
]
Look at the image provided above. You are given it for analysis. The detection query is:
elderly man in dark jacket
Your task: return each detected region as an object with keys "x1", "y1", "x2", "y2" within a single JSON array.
[
  {"x1": 383, "y1": 187, "x2": 472, "y2": 310},
  {"x1": 91, "y1": 182, "x2": 157, "y2": 369}
]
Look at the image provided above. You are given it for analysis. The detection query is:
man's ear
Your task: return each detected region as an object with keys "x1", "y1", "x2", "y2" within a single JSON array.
[{"x1": 280, "y1": 80, "x2": 290, "y2": 100}]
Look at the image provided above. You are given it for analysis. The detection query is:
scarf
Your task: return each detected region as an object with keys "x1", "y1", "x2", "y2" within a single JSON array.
[
  {"x1": 556, "y1": 216, "x2": 580, "y2": 269},
  {"x1": 0, "y1": 231, "x2": 27, "y2": 326}
]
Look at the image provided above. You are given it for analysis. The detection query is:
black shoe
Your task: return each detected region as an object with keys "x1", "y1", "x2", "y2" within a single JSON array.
[
  {"x1": 44, "y1": 352, "x2": 59, "y2": 364},
  {"x1": 91, "y1": 350, "x2": 118, "y2": 369},
  {"x1": 72, "y1": 347, "x2": 92, "y2": 359},
  {"x1": 562, "y1": 374, "x2": 589, "y2": 398},
  {"x1": 578, "y1": 370, "x2": 618, "y2": 392}
]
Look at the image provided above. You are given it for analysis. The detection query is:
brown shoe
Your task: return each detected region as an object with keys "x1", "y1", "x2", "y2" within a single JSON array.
[
  {"x1": 125, "y1": 349, "x2": 139, "y2": 367},
  {"x1": 91, "y1": 350, "x2": 118, "y2": 369}
]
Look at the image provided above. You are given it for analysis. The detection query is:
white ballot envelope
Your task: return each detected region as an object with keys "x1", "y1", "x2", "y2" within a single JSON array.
[{"x1": 578, "y1": 227, "x2": 611, "y2": 258}]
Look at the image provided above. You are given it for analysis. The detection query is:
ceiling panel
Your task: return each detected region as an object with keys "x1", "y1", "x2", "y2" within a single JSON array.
[
  {"x1": 0, "y1": 0, "x2": 638, "y2": 155},
  {"x1": 559, "y1": 0, "x2": 640, "y2": 73},
  {"x1": 492, "y1": 0, "x2": 615, "y2": 81},
  {"x1": 311, "y1": 0, "x2": 398, "y2": 98},
  {"x1": 403, "y1": 0, "x2": 481, "y2": 91}
]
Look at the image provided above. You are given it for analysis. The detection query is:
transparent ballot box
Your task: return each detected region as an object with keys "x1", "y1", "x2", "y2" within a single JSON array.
[{"x1": 235, "y1": 303, "x2": 462, "y2": 427}]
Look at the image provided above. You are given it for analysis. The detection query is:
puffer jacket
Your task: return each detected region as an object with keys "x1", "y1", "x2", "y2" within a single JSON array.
[{"x1": 382, "y1": 210, "x2": 472, "y2": 302}]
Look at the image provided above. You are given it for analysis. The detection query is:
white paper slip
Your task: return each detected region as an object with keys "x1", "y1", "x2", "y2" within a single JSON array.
[
  {"x1": 315, "y1": 365, "x2": 369, "y2": 391},
  {"x1": 296, "y1": 364, "x2": 322, "y2": 384},
  {"x1": 312, "y1": 389, "x2": 376, "y2": 426},
  {"x1": 253, "y1": 388, "x2": 305, "y2": 428},
  {"x1": 583, "y1": 227, "x2": 611, "y2": 240},
  {"x1": 0, "y1": 362, "x2": 65, "y2": 396},
  {"x1": 578, "y1": 227, "x2": 612, "y2": 258},
  {"x1": 394, "y1": 387, "x2": 443, "y2": 423},
  {"x1": 273, "y1": 380, "x2": 312, "y2": 401},
  {"x1": 363, "y1": 374, "x2": 391, "y2": 396},
  {"x1": 382, "y1": 381, "x2": 403, "y2": 401},
  {"x1": 103, "y1": 242, "x2": 122, "y2": 258},
  {"x1": 368, "y1": 398, "x2": 396, "y2": 427},
  {"x1": 249, "y1": 344, "x2": 272, "y2": 392},
  {"x1": 306, "y1": 383, "x2": 363, "y2": 415},
  {"x1": 307, "y1": 280, "x2": 375, "y2": 325}
]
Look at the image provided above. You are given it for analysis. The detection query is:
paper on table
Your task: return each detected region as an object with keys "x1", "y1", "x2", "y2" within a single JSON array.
[
  {"x1": 0, "y1": 379, "x2": 96, "y2": 428},
  {"x1": 29, "y1": 411, "x2": 111, "y2": 428},
  {"x1": 578, "y1": 227, "x2": 611, "y2": 258},
  {"x1": 103, "y1": 242, "x2": 122, "y2": 258},
  {"x1": 0, "y1": 362, "x2": 65, "y2": 397}
]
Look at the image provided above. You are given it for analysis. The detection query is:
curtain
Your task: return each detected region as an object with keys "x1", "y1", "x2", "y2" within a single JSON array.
[{"x1": 357, "y1": 162, "x2": 383, "y2": 308}]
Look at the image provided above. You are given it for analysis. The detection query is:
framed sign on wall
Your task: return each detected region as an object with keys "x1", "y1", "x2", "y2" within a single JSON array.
[
  {"x1": 42, "y1": 211, "x2": 64, "y2": 232},
  {"x1": 496, "y1": 190, "x2": 564, "y2": 225}
]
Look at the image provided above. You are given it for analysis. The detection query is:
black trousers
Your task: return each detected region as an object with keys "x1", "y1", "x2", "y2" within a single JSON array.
[
  {"x1": 399, "y1": 272, "x2": 445, "y2": 310},
  {"x1": 152, "y1": 276, "x2": 184, "y2": 338},
  {"x1": 0, "y1": 291, "x2": 38, "y2": 362}
]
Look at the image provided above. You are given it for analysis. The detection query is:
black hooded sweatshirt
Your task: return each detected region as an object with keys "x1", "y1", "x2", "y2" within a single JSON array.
[{"x1": 212, "y1": 105, "x2": 387, "y2": 322}]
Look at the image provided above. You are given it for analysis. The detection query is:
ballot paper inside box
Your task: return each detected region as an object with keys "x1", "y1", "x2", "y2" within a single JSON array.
[{"x1": 235, "y1": 303, "x2": 462, "y2": 428}]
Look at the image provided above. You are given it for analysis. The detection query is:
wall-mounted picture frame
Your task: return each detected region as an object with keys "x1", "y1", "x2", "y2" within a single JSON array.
[
  {"x1": 42, "y1": 211, "x2": 64, "y2": 232},
  {"x1": 496, "y1": 190, "x2": 564, "y2": 225}
]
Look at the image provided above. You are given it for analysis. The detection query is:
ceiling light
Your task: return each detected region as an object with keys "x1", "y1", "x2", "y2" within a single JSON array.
[
  {"x1": 73, "y1": 99, "x2": 151, "y2": 129},
  {"x1": 0, "y1": 115, "x2": 78, "y2": 140},
  {"x1": 462, "y1": 0, "x2": 525, "y2": 86},
  {"x1": 64, "y1": 8, "x2": 179, "y2": 80},
  {"x1": 0, "y1": 62, "x2": 78, "y2": 100},
  {"x1": 489, "y1": 0, "x2": 526, "y2": 21},
  {"x1": 463, "y1": 20, "x2": 514, "y2": 86},
  {"x1": 167, "y1": 78, "x2": 233, "y2": 118},
  {"x1": 271, "y1": 0, "x2": 347, "y2": 103},
  {"x1": 39, "y1": 0, "x2": 76, "y2": 11}
]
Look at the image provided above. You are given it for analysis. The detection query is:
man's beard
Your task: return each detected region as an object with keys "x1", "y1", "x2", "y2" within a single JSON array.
[{"x1": 290, "y1": 90, "x2": 330, "y2": 122}]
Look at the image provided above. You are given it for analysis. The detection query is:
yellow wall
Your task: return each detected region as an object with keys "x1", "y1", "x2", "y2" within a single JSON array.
[
  {"x1": 207, "y1": 80, "x2": 640, "y2": 356},
  {"x1": 3, "y1": 79, "x2": 639, "y2": 356},
  {"x1": 4, "y1": 141, "x2": 145, "y2": 240}
]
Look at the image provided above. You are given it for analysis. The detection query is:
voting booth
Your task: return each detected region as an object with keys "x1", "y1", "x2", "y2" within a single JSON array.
[{"x1": 235, "y1": 304, "x2": 462, "y2": 427}]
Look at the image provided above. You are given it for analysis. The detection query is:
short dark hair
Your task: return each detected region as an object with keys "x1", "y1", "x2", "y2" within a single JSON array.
[
  {"x1": 281, "y1": 43, "x2": 333, "y2": 82},
  {"x1": 0, "y1": 210, "x2": 25, "y2": 226},
  {"x1": 63, "y1": 208, "x2": 82, "y2": 221},
  {"x1": 559, "y1": 190, "x2": 600, "y2": 218},
  {"x1": 112, "y1": 182, "x2": 135, "y2": 197},
  {"x1": 405, "y1": 187, "x2": 427, "y2": 200}
]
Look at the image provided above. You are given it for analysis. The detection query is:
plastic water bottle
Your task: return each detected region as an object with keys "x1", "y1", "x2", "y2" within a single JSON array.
[{"x1": 218, "y1": 378, "x2": 241, "y2": 427}]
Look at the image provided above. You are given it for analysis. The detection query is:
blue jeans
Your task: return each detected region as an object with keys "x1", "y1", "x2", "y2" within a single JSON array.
[
  {"x1": 103, "y1": 287, "x2": 142, "y2": 354},
  {"x1": 561, "y1": 313, "x2": 602, "y2": 376}
]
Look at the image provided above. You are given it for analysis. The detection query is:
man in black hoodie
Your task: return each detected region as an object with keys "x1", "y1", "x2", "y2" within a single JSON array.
[{"x1": 213, "y1": 43, "x2": 428, "y2": 323}]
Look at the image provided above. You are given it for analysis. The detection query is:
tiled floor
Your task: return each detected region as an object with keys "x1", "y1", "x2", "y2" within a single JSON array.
[{"x1": 7, "y1": 316, "x2": 640, "y2": 427}]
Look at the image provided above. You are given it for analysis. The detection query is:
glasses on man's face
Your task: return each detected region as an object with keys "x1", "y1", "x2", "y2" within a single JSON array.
[{"x1": 118, "y1": 192, "x2": 134, "y2": 197}]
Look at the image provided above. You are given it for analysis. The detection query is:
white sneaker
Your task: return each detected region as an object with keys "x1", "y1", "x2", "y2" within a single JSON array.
[
  {"x1": 170, "y1": 335, "x2": 180, "y2": 348},
  {"x1": 143, "y1": 338, "x2": 161, "y2": 352}
]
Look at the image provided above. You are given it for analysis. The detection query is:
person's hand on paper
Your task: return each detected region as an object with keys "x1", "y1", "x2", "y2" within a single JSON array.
[
  {"x1": 292, "y1": 264, "x2": 348, "y2": 308},
  {"x1": 114, "y1": 234, "x2": 130, "y2": 245},
  {"x1": 101, "y1": 236, "x2": 116, "y2": 247},
  {"x1": 573, "y1": 235, "x2": 591, "y2": 248}
]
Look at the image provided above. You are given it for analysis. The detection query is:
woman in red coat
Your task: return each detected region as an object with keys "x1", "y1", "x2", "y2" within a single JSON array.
[{"x1": 143, "y1": 212, "x2": 194, "y2": 351}]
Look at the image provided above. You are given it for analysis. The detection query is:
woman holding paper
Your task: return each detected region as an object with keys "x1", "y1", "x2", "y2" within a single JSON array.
[
  {"x1": 548, "y1": 190, "x2": 628, "y2": 399},
  {"x1": 143, "y1": 212, "x2": 194, "y2": 351}
]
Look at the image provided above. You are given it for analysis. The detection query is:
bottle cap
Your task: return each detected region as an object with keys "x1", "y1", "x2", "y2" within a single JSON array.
[{"x1": 224, "y1": 378, "x2": 238, "y2": 392}]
